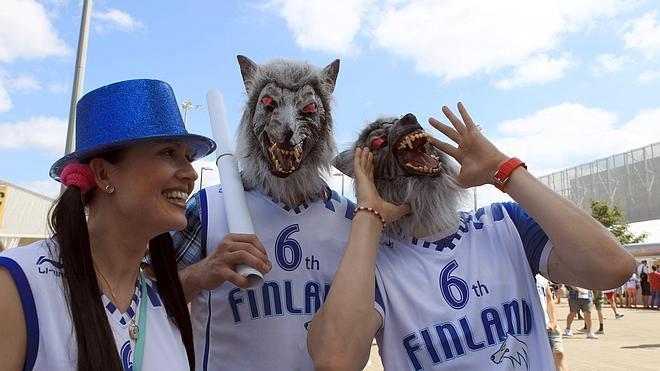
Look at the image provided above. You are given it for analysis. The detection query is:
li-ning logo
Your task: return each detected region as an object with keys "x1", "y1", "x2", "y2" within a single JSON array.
[
  {"x1": 490, "y1": 334, "x2": 529, "y2": 369},
  {"x1": 36, "y1": 256, "x2": 64, "y2": 277}
]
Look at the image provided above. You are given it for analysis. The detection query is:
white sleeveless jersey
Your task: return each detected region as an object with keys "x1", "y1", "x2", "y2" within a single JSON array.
[
  {"x1": 191, "y1": 186, "x2": 354, "y2": 371},
  {"x1": 0, "y1": 240, "x2": 189, "y2": 371},
  {"x1": 374, "y1": 203, "x2": 555, "y2": 371}
]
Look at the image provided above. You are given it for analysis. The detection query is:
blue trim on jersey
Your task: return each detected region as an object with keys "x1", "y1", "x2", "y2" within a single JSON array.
[
  {"x1": 324, "y1": 197, "x2": 336, "y2": 212},
  {"x1": 269, "y1": 196, "x2": 312, "y2": 214},
  {"x1": 322, "y1": 190, "x2": 356, "y2": 220},
  {"x1": 501, "y1": 202, "x2": 549, "y2": 275},
  {"x1": 200, "y1": 189, "x2": 208, "y2": 259},
  {"x1": 203, "y1": 290, "x2": 212, "y2": 371},
  {"x1": 345, "y1": 198, "x2": 356, "y2": 220},
  {"x1": 0, "y1": 257, "x2": 39, "y2": 371},
  {"x1": 409, "y1": 232, "x2": 461, "y2": 252},
  {"x1": 146, "y1": 282, "x2": 162, "y2": 307},
  {"x1": 375, "y1": 280, "x2": 385, "y2": 315}
]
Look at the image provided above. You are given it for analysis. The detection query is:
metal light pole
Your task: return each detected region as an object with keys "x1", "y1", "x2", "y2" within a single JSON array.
[
  {"x1": 61, "y1": 0, "x2": 93, "y2": 194},
  {"x1": 199, "y1": 166, "x2": 214, "y2": 191},
  {"x1": 182, "y1": 100, "x2": 203, "y2": 126},
  {"x1": 333, "y1": 172, "x2": 345, "y2": 196}
]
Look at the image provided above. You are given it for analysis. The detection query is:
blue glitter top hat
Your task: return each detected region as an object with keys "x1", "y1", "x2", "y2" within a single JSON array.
[{"x1": 50, "y1": 79, "x2": 217, "y2": 181}]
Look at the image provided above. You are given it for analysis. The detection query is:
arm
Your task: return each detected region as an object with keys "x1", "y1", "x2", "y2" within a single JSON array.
[
  {"x1": 0, "y1": 267, "x2": 27, "y2": 371},
  {"x1": 429, "y1": 103, "x2": 635, "y2": 290},
  {"x1": 504, "y1": 167, "x2": 633, "y2": 289},
  {"x1": 307, "y1": 148, "x2": 410, "y2": 371},
  {"x1": 545, "y1": 285, "x2": 557, "y2": 331}
]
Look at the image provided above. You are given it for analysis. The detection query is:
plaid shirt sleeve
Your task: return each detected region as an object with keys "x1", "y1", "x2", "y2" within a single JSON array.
[{"x1": 172, "y1": 192, "x2": 205, "y2": 270}]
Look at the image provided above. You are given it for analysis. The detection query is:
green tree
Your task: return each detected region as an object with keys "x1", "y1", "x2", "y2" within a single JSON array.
[{"x1": 590, "y1": 200, "x2": 648, "y2": 244}]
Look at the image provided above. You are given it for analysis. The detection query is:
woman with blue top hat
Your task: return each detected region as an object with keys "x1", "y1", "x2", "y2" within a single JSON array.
[{"x1": 0, "y1": 79, "x2": 216, "y2": 371}]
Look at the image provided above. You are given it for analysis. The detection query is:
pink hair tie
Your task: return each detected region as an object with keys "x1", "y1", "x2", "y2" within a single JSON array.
[{"x1": 60, "y1": 163, "x2": 96, "y2": 193}]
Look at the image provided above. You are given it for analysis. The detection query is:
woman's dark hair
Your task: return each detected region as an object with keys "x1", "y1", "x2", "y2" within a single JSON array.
[{"x1": 49, "y1": 151, "x2": 194, "y2": 371}]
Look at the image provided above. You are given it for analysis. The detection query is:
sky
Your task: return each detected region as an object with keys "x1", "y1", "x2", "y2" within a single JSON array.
[{"x1": 2, "y1": 0, "x2": 660, "y2": 228}]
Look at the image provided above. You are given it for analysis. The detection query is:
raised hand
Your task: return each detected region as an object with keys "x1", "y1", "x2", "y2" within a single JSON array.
[
  {"x1": 353, "y1": 147, "x2": 410, "y2": 224},
  {"x1": 428, "y1": 102, "x2": 509, "y2": 188}
]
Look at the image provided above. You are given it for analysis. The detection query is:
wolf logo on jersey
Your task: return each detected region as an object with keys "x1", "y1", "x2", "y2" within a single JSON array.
[{"x1": 490, "y1": 334, "x2": 529, "y2": 369}]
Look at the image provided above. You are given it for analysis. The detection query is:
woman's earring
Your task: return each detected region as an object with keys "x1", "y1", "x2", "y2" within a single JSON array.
[{"x1": 105, "y1": 184, "x2": 115, "y2": 194}]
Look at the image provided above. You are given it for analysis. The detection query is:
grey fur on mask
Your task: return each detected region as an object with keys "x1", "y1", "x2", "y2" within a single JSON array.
[
  {"x1": 334, "y1": 116, "x2": 467, "y2": 238},
  {"x1": 235, "y1": 55, "x2": 340, "y2": 207}
]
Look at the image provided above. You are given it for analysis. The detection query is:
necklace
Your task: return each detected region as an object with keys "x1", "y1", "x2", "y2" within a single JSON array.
[{"x1": 94, "y1": 263, "x2": 141, "y2": 341}]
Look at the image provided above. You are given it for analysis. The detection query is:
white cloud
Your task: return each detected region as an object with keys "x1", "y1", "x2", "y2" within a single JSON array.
[
  {"x1": 369, "y1": 0, "x2": 623, "y2": 80},
  {"x1": 266, "y1": 0, "x2": 625, "y2": 85},
  {"x1": 591, "y1": 54, "x2": 627, "y2": 75},
  {"x1": 48, "y1": 83, "x2": 69, "y2": 94},
  {"x1": 493, "y1": 103, "x2": 660, "y2": 172},
  {"x1": 0, "y1": 81, "x2": 11, "y2": 112},
  {"x1": 0, "y1": 0, "x2": 69, "y2": 63},
  {"x1": 638, "y1": 69, "x2": 660, "y2": 83},
  {"x1": 93, "y1": 8, "x2": 143, "y2": 32},
  {"x1": 264, "y1": 0, "x2": 373, "y2": 54},
  {"x1": 19, "y1": 180, "x2": 60, "y2": 199},
  {"x1": 0, "y1": 70, "x2": 43, "y2": 112},
  {"x1": 0, "y1": 116, "x2": 67, "y2": 154},
  {"x1": 9, "y1": 75, "x2": 42, "y2": 92},
  {"x1": 623, "y1": 10, "x2": 660, "y2": 58},
  {"x1": 495, "y1": 53, "x2": 576, "y2": 90}
]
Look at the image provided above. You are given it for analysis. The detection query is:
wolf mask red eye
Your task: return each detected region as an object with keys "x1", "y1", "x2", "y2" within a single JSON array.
[
  {"x1": 261, "y1": 96, "x2": 274, "y2": 106},
  {"x1": 371, "y1": 137, "x2": 386, "y2": 150},
  {"x1": 302, "y1": 102, "x2": 316, "y2": 113}
]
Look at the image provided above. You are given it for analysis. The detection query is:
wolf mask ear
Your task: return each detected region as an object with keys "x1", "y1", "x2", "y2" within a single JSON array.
[
  {"x1": 237, "y1": 55, "x2": 258, "y2": 93},
  {"x1": 333, "y1": 149, "x2": 355, "y2": 178},
  {"x1": 321, "y1": 59, "x2": 340, "y2": 94}
]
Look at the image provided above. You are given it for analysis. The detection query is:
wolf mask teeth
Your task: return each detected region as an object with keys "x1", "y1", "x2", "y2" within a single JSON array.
[
  {"x1": 394, "y1": 129, "x2": 442, "y2": 175},
  {"x1": 268, "y1": 139, "x2": 304, "y2": 176}
]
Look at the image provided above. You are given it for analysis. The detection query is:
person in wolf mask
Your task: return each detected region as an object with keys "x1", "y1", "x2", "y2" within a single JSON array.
[
  {"x1": 308, "y1": 102, "x2": 636, "y2": 370},
  {"x1": 172, "y1": 56, "x2": 356, "y2": 370}
]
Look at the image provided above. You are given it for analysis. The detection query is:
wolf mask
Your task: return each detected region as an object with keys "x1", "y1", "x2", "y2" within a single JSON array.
[
  {"x1": 236, "y1": 55, "x2": 340, "y2": 208},
  {"x1": 334, "y1": 113, "x2": 466, "y2": 237}
]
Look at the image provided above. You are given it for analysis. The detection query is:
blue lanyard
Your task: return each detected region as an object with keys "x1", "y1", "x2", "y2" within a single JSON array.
[{"x1": 133, "y1": 271, "x2": 148, "y2": 371}]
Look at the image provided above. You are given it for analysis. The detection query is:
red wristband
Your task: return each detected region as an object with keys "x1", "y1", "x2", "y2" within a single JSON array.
[{"x1": 493, "y1": 157, "x2": 527, "y2": 192}]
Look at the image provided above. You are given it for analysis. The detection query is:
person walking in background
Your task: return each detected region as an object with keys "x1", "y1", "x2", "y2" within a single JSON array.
[
  {"x1": 0, "y1": 79, "x2": 214, "y2": 370},
  {"x1": 537, "y1": 275, "x2": 568, "y2": 371},
  {"x1": 650, "y1": 265, "x2": 660, "y2": 310},
  {"x1": 638, "y1": 260, "x2": 651, "y2": 308},
  {"x1": 603, "y1": 288, "x2": 624, "y2": 318},
  {"x1": 625, "y1": 273, "x2": 638, "y2": 308},
  {"x1": 553, "y1": 282, "x2": 564, "y2": 304},
  {"x1": 565, "y1": 286, "x2": 599, "y2": 339},
  {"x1": 591, "y1": 290, "x2": 605, "y2": 334}
]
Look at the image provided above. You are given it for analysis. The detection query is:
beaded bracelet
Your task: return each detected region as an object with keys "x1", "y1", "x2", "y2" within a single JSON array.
[{"x1": 353, "y1": 206, "x2": 386, "y2": 228}]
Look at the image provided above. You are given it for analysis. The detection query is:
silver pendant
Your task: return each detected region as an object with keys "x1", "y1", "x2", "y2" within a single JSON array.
[{"x1": 129, "y1": 322, "x2": 139, "y2": 341}]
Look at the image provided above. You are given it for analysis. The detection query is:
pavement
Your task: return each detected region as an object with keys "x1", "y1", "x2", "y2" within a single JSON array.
[{"x1": 363, "y1": 302, "x2": 660, "y2": 370}]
